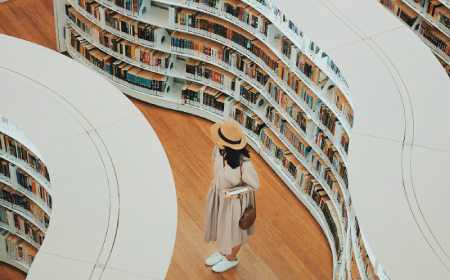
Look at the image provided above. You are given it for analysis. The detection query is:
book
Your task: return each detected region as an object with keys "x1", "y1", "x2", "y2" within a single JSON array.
[
  {"x1": 265, "y1": 104, "x2": 311, "y2": 158},
  {"x1": 229, "y1": 100, "x2": 265, "y2": 135}
]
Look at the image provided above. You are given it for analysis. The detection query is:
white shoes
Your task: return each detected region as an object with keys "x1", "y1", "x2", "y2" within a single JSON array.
[
  {"x1": 205, "y1": 252, "x2": 225, "y2": 266},
  {"x1": 212, "y1": 256, "x2": 238, "y2": 272}
]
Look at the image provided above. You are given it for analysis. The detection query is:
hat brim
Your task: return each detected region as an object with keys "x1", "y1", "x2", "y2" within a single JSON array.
[{"x1": 211, "y1": 122, "x2": 247, "y2": 150}]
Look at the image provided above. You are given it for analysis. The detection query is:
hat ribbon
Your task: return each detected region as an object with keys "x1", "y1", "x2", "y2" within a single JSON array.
[{"x1": 218, "y1": 127, "x2": 242, "y2": 145}]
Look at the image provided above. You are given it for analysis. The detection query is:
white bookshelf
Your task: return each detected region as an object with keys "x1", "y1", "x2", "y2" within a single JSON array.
[
  {"x1": 59, "y1": 0, "x2": 353, "y2": 277},
  {"x1": 64, "y1": 0, "x2": 352, "y2": 221}
]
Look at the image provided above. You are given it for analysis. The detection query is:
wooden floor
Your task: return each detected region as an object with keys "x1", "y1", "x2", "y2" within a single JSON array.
[
  {"x1": 132, "y1": 99, "x2": 332, "y2": 280},
  {"x1": 0, "y1": 262, "x2": 26, "y2": 280},
  {"x1": 0, "y1": 0, "x2": 333, "y2": 279}
]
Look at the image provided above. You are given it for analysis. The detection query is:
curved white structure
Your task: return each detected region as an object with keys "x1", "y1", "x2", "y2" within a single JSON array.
[
  {"x1": 50, "y1": 0, "x2": 450, "y2": 278},
  {"x1": 269, "y1": 0, "x2": 450, "y2": 279},
  {"x1": 0, "y1": 34, "x2": 177, "y2": 280}
]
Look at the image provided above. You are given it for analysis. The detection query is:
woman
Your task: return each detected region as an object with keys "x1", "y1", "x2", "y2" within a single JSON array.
[{"x1": 204, "y1": 121, "x2": 260, "y2": 273}]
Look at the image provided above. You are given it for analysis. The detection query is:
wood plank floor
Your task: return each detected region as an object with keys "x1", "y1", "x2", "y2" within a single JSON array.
[
  {"x1": 131, "y1": 98, "x2": 333, "y2": 280},
  {"x1": 0, "y1": 0, "x2": 333, "y2": 278},
  {"x1": 0, "y1": 262, "x2": 26, "y2": 280}
]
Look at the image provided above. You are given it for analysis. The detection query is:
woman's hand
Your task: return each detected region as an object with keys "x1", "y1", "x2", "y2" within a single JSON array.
[{"x1": 221, "y1": 189, "x2": 238, "y2": 200}]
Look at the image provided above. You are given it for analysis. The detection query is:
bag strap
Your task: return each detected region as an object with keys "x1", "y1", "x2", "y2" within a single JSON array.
[{"x1": 238, "y1": 159, "x2": 256, "y2": 209}]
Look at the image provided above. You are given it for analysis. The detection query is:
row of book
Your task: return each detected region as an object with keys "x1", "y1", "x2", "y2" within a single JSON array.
[
  {"x1": 185, "y1": 58, "x2": 236, "y2": 90},
  {"x1": 259, "y1": 128, "x2": 344, "y2": 259},
  {"x1": 0, "y1": 133, "x2": 51, "y2": 183},
  {"x1": 11, "y1": 211, "x2": 46, "y2": 248},
  {"x1": 268, "y1": 78, "x2": 322, "y2": 114},
  {"x1": 99, "y1": 30, "x2": 172, "y2": 69},
  {"x1": 0, "y1": 159, "x2": 9, "y2": 178},
  {"x1": 281, "y1": 36, "x2": 293, "y2": 59},
  {"x1": 354, "y1": 219, "x2": 380, "y2": 279},
  {"x1": 296, "y1": 52, "x2": 328, "y2": 89},
  {"x1": 104, "y1": 7, "x2": 161, "y2": 42},
  {"x1": 319, "y1": 104, "x2": 338, "y2": 136},
  {"x1": 341, "y1": 131, "x2": 349, "y2": 155},
  {"x1": 313, "y1": 126, "x2": 347, "y2": 181},
  {"x1": 229, "y1": 101, "x2": 265, "y2": 136},
  {"x1": 67, "y1": 26, "x2": 169, "y2": 92},
  {"x1": 264, "y1": 104, "x2": 311, "y2": 158},
  {"x1": 260, "y1": 128, "x2": 304, "y2": 183},
  {"x1": 15, "y1": 167, "x2": 53, "y2": 210},
  {"x1": 174, "y1": 7, "x2": 329, "y2": 96},
  {"x1": 428, "y1": 0, "x2": 450, "y2": 30},
  {"x1": 381, "y1": 0, "x2": 419, "y2": 27},
  {"x1": 240, "y1": 82, "x2": 260, "y2": 104},
  {"x1": 99, "y1": 0, "x2": 146, "y2": 15},
  {"x1": 68, "y1": 5, "x2": 170, "y2": 71},
  {"x1": 0, "y1": 186, "x2": 49, "y2": 230},
  {"x1": 78, "y1": 0, "x2": 102, "y2": 21},
  {"x1": 171, "y1": 31, "x2": 269, "y2": 88},
  {"x1": 331, "y1": 88, "x2": 354, "y2": 127},
  {"x1": 187, "y1": 0, "x2": 272, "y2": 36},
  {"x1": 0, "y1": 229, "x2": 38, "y2": 268},
  {"x1": 202, "y1": 87, "x2": 227, "y2": 114},
  {"x1": 420, "y1": 19, "x2": 450, "y2": 56},
  {"x1": 181, "y1": 83, "x2": 202, "y2": 104}
]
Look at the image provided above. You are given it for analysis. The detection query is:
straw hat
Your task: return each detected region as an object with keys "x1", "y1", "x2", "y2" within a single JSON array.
[{"x1": 211, "y1": 121, "x2": 247, "y2": 150}]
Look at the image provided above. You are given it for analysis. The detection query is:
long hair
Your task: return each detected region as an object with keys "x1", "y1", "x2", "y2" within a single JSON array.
[{"x1": 220, "y1": 146, "x2": 250, "y2": 169}]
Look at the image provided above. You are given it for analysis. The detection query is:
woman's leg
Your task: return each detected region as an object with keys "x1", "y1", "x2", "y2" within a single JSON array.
[{"x1": 222, "y1": 245, "x2": 241, "y2": 261}]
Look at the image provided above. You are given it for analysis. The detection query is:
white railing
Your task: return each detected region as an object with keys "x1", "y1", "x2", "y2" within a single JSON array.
[{"x1": 0, "y1": 149, "x2": 51, "y2": 190}]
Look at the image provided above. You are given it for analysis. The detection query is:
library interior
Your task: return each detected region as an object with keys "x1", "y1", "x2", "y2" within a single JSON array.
[{"x1": 0, "y1": 0, "x2": 449, "y2": 279}]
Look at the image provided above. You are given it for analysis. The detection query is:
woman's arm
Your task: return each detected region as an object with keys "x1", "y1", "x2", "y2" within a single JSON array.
[
  {"x1": 221, "y1": 160, "x2": 260, "y2": 199},
  {"x1": 241, "y1": 160, "x2": 260, "y2": 192}
]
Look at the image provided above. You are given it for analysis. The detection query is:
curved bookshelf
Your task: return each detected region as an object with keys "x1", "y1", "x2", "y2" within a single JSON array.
[
  {"x1": 67, "y1": 0, "x2": 351, "y2": 214},
  {"x1": 0, "y1": 173, "x2": 51, "y2": 215},
  {"x1": 63, "y1": 0, "x2": 355, "y2": 276},
  {"x1": 69, "y1": 0, "x2": 354, "y2": 139},
  {"x1": 0, "y1": 149, "x2": 51, "y2": 192},
  {"x1": 66, "y1": 43, "x2": 341, "y2": 269},
  {"x1": 66, "y1": 2, "x2": 350, "y2": 199},
  {"x1": 0, "y1": 118, "x2": 51, "y2": 273},
  {"x1": 67, "y1": 40, "x2": 350, "y2": 252}
]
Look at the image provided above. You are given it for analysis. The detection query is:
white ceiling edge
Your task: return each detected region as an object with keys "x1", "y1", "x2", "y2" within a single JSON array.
[
  {"x1": 0, "y1": 34, "x2": 177, "y2": 280},
  {"x1": 272, "y1": 0, "x2": 450, "y2": 279}
]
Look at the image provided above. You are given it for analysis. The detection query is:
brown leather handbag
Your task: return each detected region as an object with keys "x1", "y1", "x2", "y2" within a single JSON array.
[
  {"x1": 237, "y1": 160, "x2": 256, "y2": 230},
  {"x1": 239, "y1": 193, "x2": 256, "y2": 230}
]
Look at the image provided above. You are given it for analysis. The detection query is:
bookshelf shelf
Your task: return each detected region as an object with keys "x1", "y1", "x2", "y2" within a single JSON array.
[
  {"x1": 0, "y1": 253, "x2": 30, "y2": 273},
  {"x1": 71, "y1": 0, "x2": 355, "y2": 140},
  {"x1": 0, "y1": 173, "x2": 51, "y2": 215},
  {"x1": 0, "y1": 198, "x2": 48, "y2": 234},
  {"x1": 67, "y1": 0, "x2": 352, "y2": 188},
  {"x1": 0, "y1": 149, "x2": 51, "y2": 192},
  {"x1": 351, "y1": 224, "x2": 369, "y2": 280}
]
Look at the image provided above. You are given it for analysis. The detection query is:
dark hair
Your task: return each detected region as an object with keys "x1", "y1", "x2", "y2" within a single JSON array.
[{"x1": 221, "y1": 146, "x2": 250, "y2": 169}]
